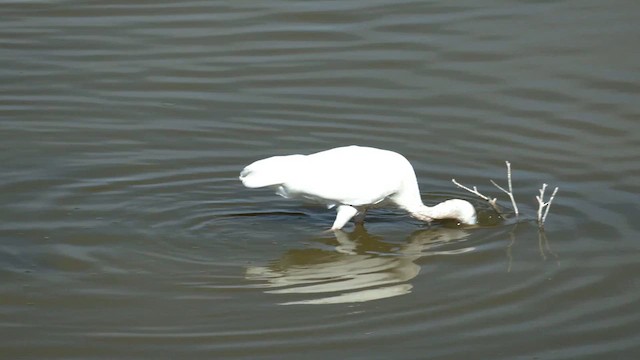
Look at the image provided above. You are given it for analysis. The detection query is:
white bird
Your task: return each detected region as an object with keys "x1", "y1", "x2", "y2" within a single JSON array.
[{"x1": 239, "y1": 145, "x2": 477, "y2": 230}]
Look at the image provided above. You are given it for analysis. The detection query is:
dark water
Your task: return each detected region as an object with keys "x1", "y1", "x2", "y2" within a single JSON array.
[{"x1": 2, "y1": 0, "x2": 640, "y2": 359}]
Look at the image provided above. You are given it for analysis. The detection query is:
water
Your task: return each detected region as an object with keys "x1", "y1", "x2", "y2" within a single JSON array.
[{"x1": 2, "y1": 0, "x2": 640, "y2": 359}]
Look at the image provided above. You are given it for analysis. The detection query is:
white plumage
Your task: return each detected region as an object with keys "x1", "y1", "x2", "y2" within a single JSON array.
[{"x1": 239, "y1": 145, "x2": 477, "y2": 230}]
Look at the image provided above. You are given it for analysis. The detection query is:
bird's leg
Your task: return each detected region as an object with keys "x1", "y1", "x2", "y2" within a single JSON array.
[
  {"x1": 331, "y1": 205, "x2": 358, "y2": 230},
  {"x1": 354, "y1": 208, "x2": 368, "y2": 225}
]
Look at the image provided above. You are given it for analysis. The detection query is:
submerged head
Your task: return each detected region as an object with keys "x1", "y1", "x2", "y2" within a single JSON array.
[
  {"x1": 418, "y1": 199, "x2": 476, "y2": 226},
  {"x1": 443, "y1": 199, "x2": 477, "y2": 225}
]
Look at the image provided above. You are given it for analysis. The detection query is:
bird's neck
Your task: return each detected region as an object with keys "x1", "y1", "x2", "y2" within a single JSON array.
[
  {"x1": 393, "y1": 177, "x2": 473, "y2": 224},
  {"x1": 407, "y1": 201, "x2": 460, "y2": 223}
]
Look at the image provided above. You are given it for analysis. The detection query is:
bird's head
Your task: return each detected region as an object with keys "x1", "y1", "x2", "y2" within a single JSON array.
[
  {"x1": 453, "y1": 199, "x2": 477, "y2": 225},
  {"x1": 432, "y1": 199, "x2": 477, "y2": 226}
]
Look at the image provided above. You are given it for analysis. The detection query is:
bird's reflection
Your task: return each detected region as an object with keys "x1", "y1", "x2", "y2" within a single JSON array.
[{"x1": 245, "y1": 226, "x2": 473, "y2": 305}]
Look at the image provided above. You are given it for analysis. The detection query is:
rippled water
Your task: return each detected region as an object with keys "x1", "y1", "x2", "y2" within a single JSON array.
[{"x1": 2, "y1": 0, "x2": 640, "y2": 359}]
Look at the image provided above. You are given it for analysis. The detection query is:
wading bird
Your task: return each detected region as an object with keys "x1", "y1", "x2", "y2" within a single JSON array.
[{"x1": 239, "y1": 145, "x2": 477, "y2": 230}]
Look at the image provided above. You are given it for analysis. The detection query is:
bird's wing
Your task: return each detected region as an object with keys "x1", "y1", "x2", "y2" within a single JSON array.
[{"x1": 283, "y1": 149, "x2": 403, "y2": 206}]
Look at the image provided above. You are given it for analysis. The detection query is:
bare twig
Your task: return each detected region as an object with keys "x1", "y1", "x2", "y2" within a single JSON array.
[
  {"x1": 451, "y1": 179, "x2": 493, "y2": 202},
  {"x1": 536, "y1": 183, "x2": 547, "y2": 225},
  {"x1": 451, "y1": 178, "x2": 502, "y2": 215},
  {"x1": 490, "y1": 161, "x2": 519, "y2": 217},
  {"x1": 536, "y1": 184, "x2": 559, "y2": 228},
  {"x1": 453, "y1": 162, "x2": 559, "y2": 227},
  {"x1": 542, "y1": 187, "x2": 558, "y2": 224}
]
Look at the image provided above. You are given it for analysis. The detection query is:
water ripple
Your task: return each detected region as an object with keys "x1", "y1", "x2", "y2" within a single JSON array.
[{"x1": 2, "y1": 0, "x2": 640, "y2": 359}]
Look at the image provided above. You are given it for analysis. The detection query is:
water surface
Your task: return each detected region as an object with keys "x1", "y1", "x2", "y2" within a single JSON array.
[{"x1": 2, "y1": 0, "x2": 640, "y2": 359}]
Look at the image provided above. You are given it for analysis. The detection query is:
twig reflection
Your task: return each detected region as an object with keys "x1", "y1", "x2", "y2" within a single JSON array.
[{"x1": 505, "y1": 221, "x2": 559, "y2": 272}]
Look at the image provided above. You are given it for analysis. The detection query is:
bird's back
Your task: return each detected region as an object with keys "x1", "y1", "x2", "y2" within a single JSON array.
[
  {"x1": 239, "y1": 154, "x2": 305, "y2": 188},
  {"x1": 241, "y1": 146, "x2": 419, "y2": 208}
]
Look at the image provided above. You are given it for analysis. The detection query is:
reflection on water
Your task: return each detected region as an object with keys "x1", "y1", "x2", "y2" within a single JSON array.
[
  {"x1": 503, "y1": 222, "x2": 559, "y2": 273},
  {"x1": 247, "y1": 226, "x2": 471, "y2": 305},
  {"x1": 3, "y1": 0, "x2": 640, "y2": 358}
]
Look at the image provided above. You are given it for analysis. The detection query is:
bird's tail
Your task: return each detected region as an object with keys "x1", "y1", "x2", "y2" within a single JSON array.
[{"x1": 239, "y1": 155, "x2": 304, "y2": 188}]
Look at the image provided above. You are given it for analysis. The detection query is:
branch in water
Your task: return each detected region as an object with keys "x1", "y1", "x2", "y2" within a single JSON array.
[
  {"x1": 536, "y1": 183, "x2": 559, "y2": 228},
  {"x1": 451, "y1": 178, "x2": 502, "y2": 215},
  {"x1": 452, "y1": 161, "x2": 559, "y2": 227},
  {"x1": 490, "y1": 161, "x2": 519, "y2": 217}
]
